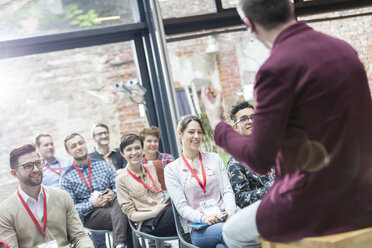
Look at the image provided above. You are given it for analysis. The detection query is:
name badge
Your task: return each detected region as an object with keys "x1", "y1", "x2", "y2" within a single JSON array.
[
  {"x1": 37, "y1": 240, "x2": 58, "y2": 248},
  {"x1": 200, "y1": 198, "x2": 222, "y2": 217}
]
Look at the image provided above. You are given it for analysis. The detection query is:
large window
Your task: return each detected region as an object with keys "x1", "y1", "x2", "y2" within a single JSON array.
[
  {"x1": 0, "y1": 0, "x2": 136, "y2": 41},
  {"x1": 167, "y1": 30, "x2": 269, "y2": 117},
  {"x1": 0, "y1": 41, "x2": 149, "y2": 182},
  {"x1": 159, "y1": 0, "x2": 216, "y2": 19}
]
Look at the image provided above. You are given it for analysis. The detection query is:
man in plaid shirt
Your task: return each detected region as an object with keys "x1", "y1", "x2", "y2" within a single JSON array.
[{"x1": 61, "y1": 133, "x2": 132, "y2": 248}]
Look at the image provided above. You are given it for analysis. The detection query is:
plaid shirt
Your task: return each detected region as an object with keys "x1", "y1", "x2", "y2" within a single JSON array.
[
  {"x1": 141, "y1": 152, "x2": 175, "y2": 167},
  {"x1": 61, "y1": 159, "x2": 116, "y2": 221}
]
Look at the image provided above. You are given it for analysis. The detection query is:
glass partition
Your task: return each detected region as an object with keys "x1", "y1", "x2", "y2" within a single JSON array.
[
  {"x1": 222, "y1": 0, "x2": 237, "y2": 9},
  {"x1": 159, "y1": 0, "x2": 215, "y2": 19},
  {"x1": 0, "y1": 0, "x2": 136, "y2": 41},
  {"x1": 0, "y1": 41, "x2": 149, "y2": 183}
]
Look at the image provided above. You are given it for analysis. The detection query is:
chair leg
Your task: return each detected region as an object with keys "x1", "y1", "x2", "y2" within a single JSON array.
[
  {"x1": 155, "y1": 239, "x2": 161, "y2": 248},
  {"x1": 89, "y1": 232, "x2": 98, "y2": 246},
  {"x1": 106, "y1": 232, "x2": 112, "y2": 248},
  {"x1": 141, "y1": 238, "x2": 147, "y2": 248},
  {"x1": 132, "y1": 231, "x2": 139, "y2": 248}
]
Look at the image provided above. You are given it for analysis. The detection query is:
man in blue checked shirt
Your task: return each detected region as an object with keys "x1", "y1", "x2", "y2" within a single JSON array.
[
  {"x1": 61, "y1": 133, "x2": 132, "y2": 248},
  {"x1": 35, "y1": 134, "x2": 72, "y2": 188}
]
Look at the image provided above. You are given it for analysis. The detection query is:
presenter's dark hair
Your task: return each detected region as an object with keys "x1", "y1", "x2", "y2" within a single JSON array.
[{"x1": 237, "y1": 0, "x2": 294, "y2": 30}]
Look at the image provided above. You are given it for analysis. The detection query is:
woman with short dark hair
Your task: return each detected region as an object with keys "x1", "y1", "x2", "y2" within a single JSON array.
[{"x1": 116, "y1": 133, "x2": 176, "y2": 237}]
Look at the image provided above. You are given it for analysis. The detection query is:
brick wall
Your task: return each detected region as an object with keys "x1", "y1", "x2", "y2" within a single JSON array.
[
  {"x1": 303, "y1": 8, "x2": 372, "y2": 89},
  {"x1": 0, "y1": 7, "x2": 371, "y2": 184},
  {"x1": 0, "y1": 42, "x2": 147, "y2": 183}
]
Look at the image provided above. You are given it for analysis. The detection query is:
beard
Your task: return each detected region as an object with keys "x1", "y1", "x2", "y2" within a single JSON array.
[
  {"x1": 74, "y1": 153, "x2": 88, "y2": 162},
  {"x1": 23, "y1": 171, "x2": 42, "y2": 186}
]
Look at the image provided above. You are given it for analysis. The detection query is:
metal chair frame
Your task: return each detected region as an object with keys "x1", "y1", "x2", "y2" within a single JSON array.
[
  {"x1": 171, "y1": 202, "x2": 199, "y2": 248},
  {"x1": 85, "y1": 228, "x2": 113, "y2": 248},
  {"x1": 128, "y1": 220, "x2": 179, "y2": 248}
]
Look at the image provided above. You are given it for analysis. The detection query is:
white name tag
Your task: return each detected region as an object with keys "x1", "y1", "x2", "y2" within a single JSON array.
[
  {"x1": 200, "y1": 198, "x2": 222, "y2": 217},
  {"x1": 37, "y1": 240, "x2": 58, "y2": 248}
]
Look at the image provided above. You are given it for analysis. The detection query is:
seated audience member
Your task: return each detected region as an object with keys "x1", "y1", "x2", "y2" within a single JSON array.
[
  {"x1": 61, "y1": 133, "x2": 132, "y2": 248},
  {"x1": 139, "y1": 126, "x2": 175, "y2": 167},
  {"x1": 165, "y1": 115, "x2": 236, "y2": 248},
  {"x1": 35, "y1": 134, "x2": 72, "y2": 187},
  {"x1": 89, "y1": 123, "x2": 127, "y2": 171},
  {"x1": 227, "y1": 101, "x2": 274, "y2": 208},
  {"x1": 0, "y1": 144, "x2": 93, "y2": 247},
  {"x1": 116, "y1": 134, "x2": 177, "y2": 239}
]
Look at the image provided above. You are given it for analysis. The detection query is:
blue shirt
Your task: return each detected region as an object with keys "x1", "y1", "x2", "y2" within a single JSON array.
[
  {"x1": 42, "y1": 157, "x2": 72, "y2": 188},
  {"x1": 61, "y1": 159, "x2": 116, "y2": 221}
]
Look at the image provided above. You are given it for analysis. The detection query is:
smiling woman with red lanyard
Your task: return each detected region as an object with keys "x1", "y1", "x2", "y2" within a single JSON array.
[
  {"x1": 116, "y1": 134, "x2": 177, "y2": 238},
  {"x1": 165, "y1": 115, "x2": 236, "y2": 248}
]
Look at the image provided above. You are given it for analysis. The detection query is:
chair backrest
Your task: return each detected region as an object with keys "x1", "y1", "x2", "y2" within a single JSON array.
[
  {"x1": 128, "y1": 219, "x2": 178, "y2": 248},
  {"x1": 153, "y1": 160, "x2": 166, "y2": 190},
  {"x1": 171, "y1": 201, "x2": 198, "y2": 248}
]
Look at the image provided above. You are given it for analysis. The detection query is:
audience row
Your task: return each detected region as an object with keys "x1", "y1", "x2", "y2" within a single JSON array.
[{"x1": 0, "y1": 101, "x2": 271, "y2": 248}]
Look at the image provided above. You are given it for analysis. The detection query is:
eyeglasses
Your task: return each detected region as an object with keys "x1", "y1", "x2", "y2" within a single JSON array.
[
  {"x1": 17, "y1": 160, "x2": 42, "y2": 172},
  {"x1": 94, "y1": 131, "x2": 109, "y2": 137},
  {"x1": 235, "y1": 115, "x2": 254, "y2": 125}
]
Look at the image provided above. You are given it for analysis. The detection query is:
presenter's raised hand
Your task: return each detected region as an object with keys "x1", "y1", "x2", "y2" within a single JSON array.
[{"x1": 201, "y1": 87, "x2": 224, "y2": 130}]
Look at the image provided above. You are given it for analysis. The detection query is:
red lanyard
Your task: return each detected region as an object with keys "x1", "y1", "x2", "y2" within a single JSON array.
[
  {"x1": 0, "y1": 241, "x2": 9, "y2": 248},
  {"x1": 143, "y1": 154, "x2": 159, "y2": 164},
  {"x1": 73, "y1": 159, "x2": 92, "y2": 192},
  {"x1": 43, "y1": 161, "x2": 61, "y2": 176},
  {"x1": 17, "y1": 187, "x2": 47, "y2": 239},
  {"x1": 182, "y1": 152, "x2": 206, "y2": 193},
  {"x1": 127, "y1": 166, "x2": 162, "y2": 193}
]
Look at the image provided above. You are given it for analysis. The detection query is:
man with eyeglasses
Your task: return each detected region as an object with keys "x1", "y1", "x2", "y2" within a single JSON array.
[
  {"x1": 227, "y1": 101, "x2": 274, "y2": 209},
  {"x1": 35, "y1": 134, "x2": 72, "y2": 188},
  {"x1": 202, "y1": 0, "x2": 372, "y2": 247},
  {"x1": 88, "y1": 123, "x2": 127, "y2": 171},
  {"x1": 62, "y1": 133, "x2": 132, "y2": 248},
  {"x1": 0, "y1": 144, "x2": 93, "y2": 247}
]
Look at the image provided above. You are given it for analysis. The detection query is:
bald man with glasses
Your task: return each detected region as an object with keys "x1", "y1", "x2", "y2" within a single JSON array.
[{"x1": 0, "y1": 144, "x2": 93, "y2": 247}]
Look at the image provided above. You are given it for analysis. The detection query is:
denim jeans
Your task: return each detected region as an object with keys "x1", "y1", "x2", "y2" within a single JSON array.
[
  {"x1": 190, "y1": 222, "x2": 227, "y2": 248},
  {"x1": 88, "y1": 233, "x2": 106, "y2": 248}
]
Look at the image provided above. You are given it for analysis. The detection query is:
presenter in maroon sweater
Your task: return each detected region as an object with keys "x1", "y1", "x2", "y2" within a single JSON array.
[{"x1": 202, "y1": 0, "x2": 372, "y2": 247}]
